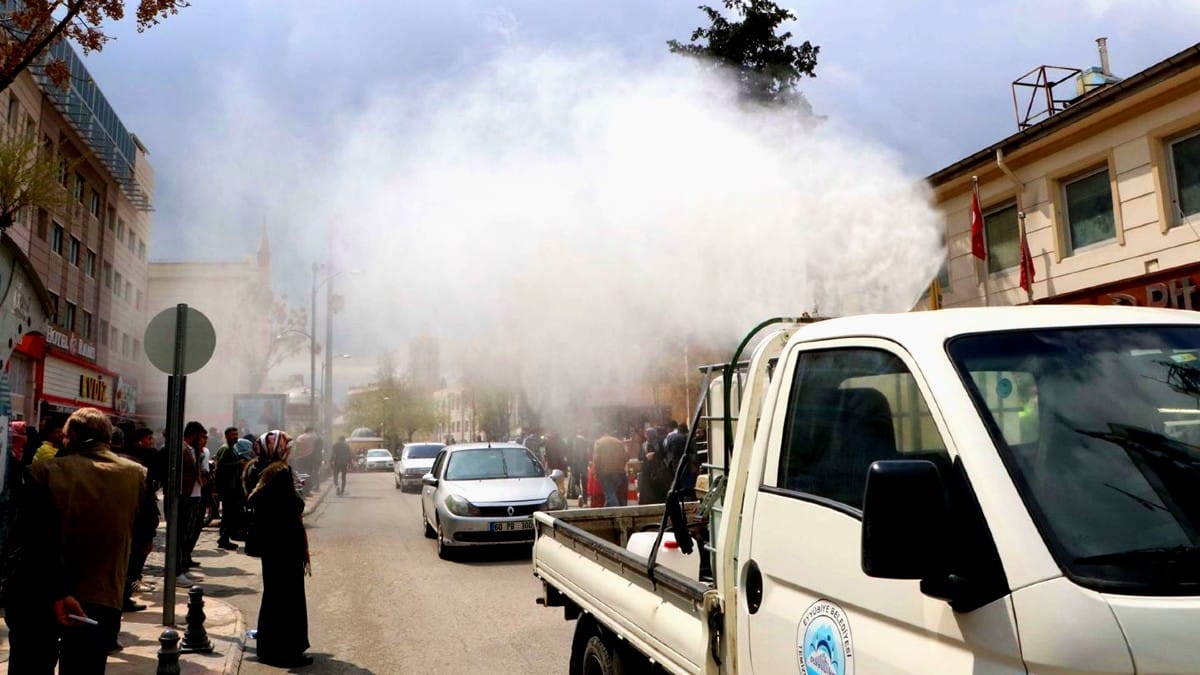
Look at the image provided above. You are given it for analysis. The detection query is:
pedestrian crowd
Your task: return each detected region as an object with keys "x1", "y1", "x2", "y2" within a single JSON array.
[
  {"x1": 510, "y1": 419, "x2": 701, "y2": 509},
  {"x1": 0, "y1": 411, "x2": 316, "y2": 672}
]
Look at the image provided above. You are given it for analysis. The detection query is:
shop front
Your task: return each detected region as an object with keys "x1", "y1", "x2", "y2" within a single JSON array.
[
  {"x1": 36, "y1": 337, "x2": 118, "y2": 430},
  {"x1": 1040, "y1": 262, "x2": 1200, "y2": 310}
]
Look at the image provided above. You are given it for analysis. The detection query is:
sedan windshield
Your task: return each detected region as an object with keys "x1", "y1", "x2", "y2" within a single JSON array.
[
  {"x1": 406, "y1": 444, "x2": 442, "y2": 460},
  {"x1": 949, "y1": 325, "x2": 1200, "y2": 594},
  {"x1": 367, "y1": 450, "x2": 391, "y2": 458},
  {"x1": 444, "y1": 448, "x2": 544, "y2": 481}
]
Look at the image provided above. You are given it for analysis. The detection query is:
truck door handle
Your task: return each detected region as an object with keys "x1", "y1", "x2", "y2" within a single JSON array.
[{"x1": 745, "y1": 560, "x2": 763, "y2": 614}]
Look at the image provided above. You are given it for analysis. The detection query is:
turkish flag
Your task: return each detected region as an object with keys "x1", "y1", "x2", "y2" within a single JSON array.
[
  {"x1": 1019, "y1": 230, "x2": 1036, "y2": 294},
  {"x1": 970, "y1": 190, "x2": 986, "y2": 260}
]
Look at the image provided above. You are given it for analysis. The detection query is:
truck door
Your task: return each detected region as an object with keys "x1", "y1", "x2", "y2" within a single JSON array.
[{"x1": 743, "y1": 342, "x2": 1023, "y2": 674}]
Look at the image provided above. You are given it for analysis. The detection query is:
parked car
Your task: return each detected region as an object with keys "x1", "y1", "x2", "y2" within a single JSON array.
[
  {"x1": 362, "y1": 448, "x2": 395, "y2": 472},
  {"x1": 395, "y1": 442, "x2": 445, "y2": 492},
  {"x1": 421, "y1": 443, "x2": 565, "y2": 559}
]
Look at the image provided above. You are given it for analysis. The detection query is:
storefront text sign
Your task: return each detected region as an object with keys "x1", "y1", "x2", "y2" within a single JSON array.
[
  {"x1": 78, "y1": 374, "x2": 109, "y2": 405},
  {"x1": 45, "y1": 325, "x2": 97, "y2": 361}
]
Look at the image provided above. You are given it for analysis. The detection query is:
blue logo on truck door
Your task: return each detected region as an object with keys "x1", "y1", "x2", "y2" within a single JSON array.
[{"x1": 798, "y1": 600, "x2": 854, "y2": 675}]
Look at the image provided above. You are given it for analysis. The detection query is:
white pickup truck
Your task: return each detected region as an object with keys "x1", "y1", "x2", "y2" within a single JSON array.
[{"x1": 533, "y1": 306, "x2": 1200, "y2": 674}]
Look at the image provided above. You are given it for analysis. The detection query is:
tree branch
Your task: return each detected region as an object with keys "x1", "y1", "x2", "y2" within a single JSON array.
[{"x1": 0, "y1": 0, "x2": 85, "y2": 94}]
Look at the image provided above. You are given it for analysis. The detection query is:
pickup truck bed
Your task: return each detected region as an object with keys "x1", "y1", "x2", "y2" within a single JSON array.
[{"x1": 533, "y1": 504, "x2": 718, "y2": 675}]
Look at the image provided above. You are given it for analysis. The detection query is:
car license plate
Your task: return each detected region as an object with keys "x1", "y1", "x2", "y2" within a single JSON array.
[{"x1": 490, "y1": 520, "x2": 533, "y2": 532}]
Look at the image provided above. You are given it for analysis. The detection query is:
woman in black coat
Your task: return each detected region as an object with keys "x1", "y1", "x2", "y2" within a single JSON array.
[{"x1": 244, "y1": 430, "x2": 312, "y2": 668}]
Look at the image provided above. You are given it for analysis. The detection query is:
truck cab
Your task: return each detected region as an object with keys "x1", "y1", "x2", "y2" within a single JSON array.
[{"x1": 534, "y1": 306, "x2": 1200, "y2": 674}]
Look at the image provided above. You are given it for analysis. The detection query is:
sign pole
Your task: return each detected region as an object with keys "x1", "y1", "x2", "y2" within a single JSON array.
[{"x1": 162, "y1": 304, "x2": 189, "y2": 626}]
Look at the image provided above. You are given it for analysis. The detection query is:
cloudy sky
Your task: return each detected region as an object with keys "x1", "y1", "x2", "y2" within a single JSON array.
[{"x1": 75, "y1": 0, "x2": 1200, "y2": 389}]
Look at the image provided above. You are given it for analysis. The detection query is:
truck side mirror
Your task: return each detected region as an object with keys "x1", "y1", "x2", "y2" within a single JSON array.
[{"x1": 861, "y1": 460, "x2": 949, "y2": 580}]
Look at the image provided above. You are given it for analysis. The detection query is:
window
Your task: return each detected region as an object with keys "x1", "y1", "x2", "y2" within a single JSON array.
[
  {"x1": 110, "y1": 326, "x2": 118, "y2": 347},
  {"x1": 6, "y1": 96, "x2": 17, "y2": 126},
  {"x1": 89, "y1": 189, "x2": 100, "y2": 218},
  {"x1": 127, "y1": 232, "x2": 136, "y2": 253},
  {"x1": 50, "y1": 222, "x2": 64, "y2": 255},
  {"x1": 80, "y1": 310, "x2": 92, "y2": 339},
  {"x1": 116, "y1": 218, "x2": 125, "y2": 243},
  {"x1": 67, "y1": 236, "x2": 80, "y2": 266},
  {"x1": 132, "y1": 339, "x2": 140, "y2": 359},
  {"x1": 124, "y1": 280, "x2": 132, "y2": 301},
  {"x1": 84, "y1": 249, "x2": 96, "y2": 277},
  {"x1": 1062, "y1": 167, "x2": 1115, "y2": 252},
  {"x1": 103, "y1": 262, "x2": 113, "y2": 288},
  {"x1": 135, "y1": 289, "x2": 143, "y2": 310},
  {"x1": 47, "y1": 293, "x2": 59, "y2": 324},
  {"x1": 73, "y1": 172, "x2": 84, "y2": 203},
  {"x1": 1169, "y1": 130, "x2": 1200, "y2": 224},
  {"x1": 106, "y1": 208, "x2": 115, "y2": 231},
  {"x1": 113, "y1": 271, "x2": 123, "y2": 297},
  {"x1": 99, "y1": 319, "x2": 108, "y2": 345},
  {"x1": 63, "y1": 302, "x2": 76, "y2": 331},
  {"x1": 121, "y1": 333, "x2": 131, "y2": 358},
  {"x1": 36, "y1": 209, "x2": 47, "y2": 239},
  {"x1": 56, "y1": 156, "x2": 67, "y2": 186},
  {"x1": 776, "y1": 348, "x2": 949, "y2": 511},
  {"x1": 984, "y1": 203, "x2": 1020, "y2": 273},
  {"x1": 137, "y1": 240, "x2": 146, "y2": 260}
]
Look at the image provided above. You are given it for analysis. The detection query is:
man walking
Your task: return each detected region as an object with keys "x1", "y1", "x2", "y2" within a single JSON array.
[
  {"x1": 4, "y1": 407, "x2": 147, "y2": 673},
  {"x1": 214, "y1": 426, "x2": 243, "y2": 551},
  {"x1": 331, "y1": 435, "x2": 351, "y2": 496},
  {"x1": 593, "y1": 430, "x2": 628, "y2": 508}
]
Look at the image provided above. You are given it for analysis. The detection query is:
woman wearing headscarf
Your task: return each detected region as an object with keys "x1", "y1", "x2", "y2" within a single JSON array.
[{"x1": 243, "y1": 430, "x2": 312, "y2": 668}]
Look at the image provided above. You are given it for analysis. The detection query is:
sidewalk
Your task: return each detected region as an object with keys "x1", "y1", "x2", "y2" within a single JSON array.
[{"x1": 0, "y1": 479, "x2": 331, "y2": 674}]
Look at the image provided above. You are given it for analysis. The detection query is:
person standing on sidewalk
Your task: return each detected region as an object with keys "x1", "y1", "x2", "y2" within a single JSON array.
[
  {"x1": 593, "y1": 431, "x2": 629, "y2": 508},
  {"x1": 3, "y1": 407, "x2": 147, "y2": 674},
  {"x1": 118, "y1": 428, "x2": 160, "y2": 613},
  {"x1": 245, "y1": 430, "x2": 312, "y2": 668},
  {"x1": 171, "y1": 422, "x2": 206, "y2": 588},
  {"x1": 331, "y1": 435, "x2": 350, "y2": 496},
  {"x1": 214, "y1": 426, "x2": 243, "y2": 551}
]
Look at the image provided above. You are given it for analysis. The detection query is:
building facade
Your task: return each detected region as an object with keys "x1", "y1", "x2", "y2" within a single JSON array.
[
  {"x1": 1, "y1": 41, "x2": 153, "y2": 429},
  {"x1": 929, "y1": 42, "x2": 1200, "y2": 312},
  {"x1": 143, "y1": 236, "x2": 274, "y2": 430}
]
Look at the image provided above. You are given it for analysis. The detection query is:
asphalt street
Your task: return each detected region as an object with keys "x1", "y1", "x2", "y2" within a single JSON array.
[{"x1": 204, "y1": 470, "x2": 576, "y2": 674}]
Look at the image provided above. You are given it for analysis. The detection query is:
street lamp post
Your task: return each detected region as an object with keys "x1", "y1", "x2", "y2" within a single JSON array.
[{"x1": 310, "y1": 262, "x2": 319, "y2": 437}]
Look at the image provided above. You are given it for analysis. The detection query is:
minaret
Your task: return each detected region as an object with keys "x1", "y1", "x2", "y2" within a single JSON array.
[{"x1": 256, "y1": 221, "x2": 271, "y2": 281}]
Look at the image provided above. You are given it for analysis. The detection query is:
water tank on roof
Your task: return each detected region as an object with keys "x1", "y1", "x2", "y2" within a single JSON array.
[{"x1": 351, "y1": 427, "x2": 378, "y2": 438}]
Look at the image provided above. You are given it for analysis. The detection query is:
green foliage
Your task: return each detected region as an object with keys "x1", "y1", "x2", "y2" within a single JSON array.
[
  {"x1": 0, "y1": 127, "x2": 70, "y2": 231},
  {"x1": 668, "y1": 0, "x2": 819, "y2": 108},
  {"x1": 345, "y1": 357, "x2": 441, "y2": 445}
]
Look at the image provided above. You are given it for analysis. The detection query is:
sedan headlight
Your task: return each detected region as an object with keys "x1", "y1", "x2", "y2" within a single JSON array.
[
  {"x1": 544, "y1": 490, "x2": 567, "y2": 511},
  {"x1": 444, "y1": 494, "x2": 474, "y2": 517}
]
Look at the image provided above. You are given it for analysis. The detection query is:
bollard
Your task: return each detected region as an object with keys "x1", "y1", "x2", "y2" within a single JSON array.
[
  {"x1": 181, "y1": 586, "x2": 215, "y2": 654},
  {"x1": 157, "y1": 628, "x2": 182, "y2": 675}
]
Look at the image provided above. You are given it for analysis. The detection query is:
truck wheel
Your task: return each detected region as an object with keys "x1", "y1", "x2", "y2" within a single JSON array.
[{"x1": 580, "y1": 633, "x2": 622, "y2": 675}]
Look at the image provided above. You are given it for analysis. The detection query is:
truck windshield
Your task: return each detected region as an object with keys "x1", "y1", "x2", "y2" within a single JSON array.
[{"x1": 949, "y1": 325, "x2": 1200, "y2": 595}]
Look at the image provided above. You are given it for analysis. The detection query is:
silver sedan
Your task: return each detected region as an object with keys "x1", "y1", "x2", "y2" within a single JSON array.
[{"x1": 420, "y1": 443, "x2": 565, "y2": 559}]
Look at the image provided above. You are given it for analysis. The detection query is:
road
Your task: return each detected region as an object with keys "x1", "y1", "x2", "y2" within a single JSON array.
[{"x1": 196, "y1": 470, "x2": 576, "y2": 674}]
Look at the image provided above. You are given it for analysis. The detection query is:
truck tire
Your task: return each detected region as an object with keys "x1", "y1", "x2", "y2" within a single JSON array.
[{"x1": 579, "y1": 633, "x2": 623, "y2": 675}]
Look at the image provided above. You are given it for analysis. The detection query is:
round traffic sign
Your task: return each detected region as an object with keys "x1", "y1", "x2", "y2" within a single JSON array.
[{"x1": 144, "y1": 305, "x2": 216, "y2": 375}]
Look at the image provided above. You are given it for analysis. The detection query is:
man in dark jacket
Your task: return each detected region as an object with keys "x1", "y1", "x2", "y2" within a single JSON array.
[
  {"x1": 118, "y1": 428, "x2": 160, "y2": 613},
  {"x1": 4, "y1": 407, "x2": 147, "y2": 673},
  {"x1": 331, "y1": 436, "x2": 351, "y2": 496},
  {"x1": 214, "y1": 426, "x2": 243, "y2": 551}
]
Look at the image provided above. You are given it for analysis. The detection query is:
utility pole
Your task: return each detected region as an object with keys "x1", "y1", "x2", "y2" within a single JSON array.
[{"x1": 310, "y1": 262, "x2": 318, "y2": 434}]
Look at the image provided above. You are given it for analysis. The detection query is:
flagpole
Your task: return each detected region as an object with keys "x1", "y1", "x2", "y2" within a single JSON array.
[{"x1": 1018, "y1": 210, "x2": 1034, "y2": 304}]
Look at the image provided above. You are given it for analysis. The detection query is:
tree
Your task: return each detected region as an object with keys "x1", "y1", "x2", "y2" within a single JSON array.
[
  {"x1": 0, "y1": 126, "x2": 70, "y2": 231},
  {"x1": 668, "y1": 0, "x2": 818, "y2": 108},
  {"x1": 344, "y1": 357, "x2": 442, "y2": 447},
  {"x1": 0, "y1": 0, "x2": 187, "y2": 94},
  {"x1": 235, "y1": 282, "x2": 309, "y2": 394}
]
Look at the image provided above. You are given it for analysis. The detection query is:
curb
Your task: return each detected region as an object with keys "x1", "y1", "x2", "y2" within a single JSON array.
[
  {"x1": 219, "y1": 597, "x2": 246, "y2": 675},
  {"x1": 302, "y1": 485, "x2": 329, "y2": 518}
]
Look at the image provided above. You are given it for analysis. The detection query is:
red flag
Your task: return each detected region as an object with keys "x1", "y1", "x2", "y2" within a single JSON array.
[
  {"x1": 970, "y1": 189, "x2": 986, "y2": 260},
  {"x1": 1019, "y1": 229, "x2": 1035, "y2": 294}
]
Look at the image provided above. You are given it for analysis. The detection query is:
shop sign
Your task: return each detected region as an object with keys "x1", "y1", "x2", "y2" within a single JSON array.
[
  {"x1": 79, "y1": 374, "x2": 109, "y2": 405},
  {"x1": 45, "y1": 325, "x2": 98, "y2": 361},
  {"x1": 1106, "y1": 276, "x2": 1199, "y2": 310},
  {"x1": 115, "y1": 377, "x2": 138, "y2": 415}
]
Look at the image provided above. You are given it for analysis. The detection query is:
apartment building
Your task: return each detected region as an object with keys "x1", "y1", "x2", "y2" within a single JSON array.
[
  {"x1": 929, "y1": 41, "x2": 1200, "y2": 311},
  {"x1": 1, "y1": 41, "x2": 153, "y2": 427}
]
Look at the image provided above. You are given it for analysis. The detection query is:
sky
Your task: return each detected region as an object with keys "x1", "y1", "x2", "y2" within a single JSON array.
[{"x1": 73, "y1": 0, "x2": 1200, "y2": 393}]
